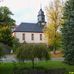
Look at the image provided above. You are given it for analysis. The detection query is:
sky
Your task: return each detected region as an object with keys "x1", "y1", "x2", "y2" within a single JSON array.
[{"x1": 0, "y1": 0, "x2": 49, "y2": 25}]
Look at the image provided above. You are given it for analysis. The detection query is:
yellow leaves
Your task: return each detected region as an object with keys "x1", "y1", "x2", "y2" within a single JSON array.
[
  {"x1": 44, "y1": 24, "x2": 61, "y2": 46},
  {"x1": 46, "y1": 7, "x2": 57, "y2": 23},
  {"x1": 44, "y1": 0, "x2": 63, "y2": 47},
  {"x1": 46, "y1": 0, "x2": 63, "y2": 27},
  {"x1": 44, "y1": 24, "x2": 55, "y2": 46}
]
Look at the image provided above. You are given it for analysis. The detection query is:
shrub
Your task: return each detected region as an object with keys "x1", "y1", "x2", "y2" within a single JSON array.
[
  {"x1": 0, "y1": 43, "x2": 11, "y2": 58},
  {"x1": 16, "y1": 44, "x2": 50, "y2": 68}
]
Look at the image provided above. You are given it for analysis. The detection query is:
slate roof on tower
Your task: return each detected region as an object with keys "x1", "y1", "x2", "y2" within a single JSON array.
[{"x1": 14, "y1": 23, "x2": 43, "y2": 33}]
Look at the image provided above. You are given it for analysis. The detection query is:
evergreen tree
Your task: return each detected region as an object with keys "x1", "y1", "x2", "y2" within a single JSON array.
[{"x1": 62, "y1": 0, "x2": 74, "y2": 65}]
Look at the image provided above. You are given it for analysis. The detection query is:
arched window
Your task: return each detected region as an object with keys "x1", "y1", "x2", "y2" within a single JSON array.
[
  {"x1": 40, "y1": 34, "x2": 42, "y2": 40},
  {"x1": 22, "y1": 33, "x2": 25, "y2": 40},
  {"x1": 31, "y1": 34, "x2": 34, "y2": 40}
]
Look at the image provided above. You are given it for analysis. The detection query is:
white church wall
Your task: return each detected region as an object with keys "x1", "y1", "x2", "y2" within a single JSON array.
[{"x1": 14, "y1": 32, "x2": 46, "y2": 43}]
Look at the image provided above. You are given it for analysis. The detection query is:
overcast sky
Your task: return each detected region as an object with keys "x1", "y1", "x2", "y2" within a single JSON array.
[{"x1": 0, "y1": 0, "x2": 50, "y2": 25}]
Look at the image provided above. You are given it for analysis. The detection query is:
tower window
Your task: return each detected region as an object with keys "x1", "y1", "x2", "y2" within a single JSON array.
[
  {"x1": 31, "y1": 34, "x2": 34, "y2": 40},
  {"x1": 40, "y1": 34, "x2": 42, "y2": 40},
  {"x1": 22, "y1": 33, "x2": 25, "y2": 40}
]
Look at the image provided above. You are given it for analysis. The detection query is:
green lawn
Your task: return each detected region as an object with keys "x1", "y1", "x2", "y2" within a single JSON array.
[
  {"x1": 0, "y1": 61, "x2": 74, "y2": 72},
  {"x1": 35, "y1": 61, "x2": 74, "y2": 72}
]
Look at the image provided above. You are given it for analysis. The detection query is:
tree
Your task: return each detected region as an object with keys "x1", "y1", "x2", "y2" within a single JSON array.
[
  {"x1": 0, "y1": 44, "x2": 4, "y2": 58},
  {"x1": 16, "y1": 44, "x2": 36, "y2": 68},
  {"x1": 16, "y1": 44, "x2": 50, "y2": 68},
  {"x1": 0, "y1": 6, "x2": 15, "y2": 27},
  {"x1": 44, "y1": 0, "x2": 63, "y2": 53},
  {"x1": 61, "y1": 0, "x2": 74, "y2": 65},
  {"x1": 0, "y1": 43, "x2": 11, "y2": 58},
  {"x1": 0, "y1": 6, "x2": 15, "y2": 47},
  {"x1": 34, "y1": 44, "x2": 50, "y2": 60},
  {"x1": 12, "y1": 38, "x2": 20, "y2": 52},
  {"x1": 0, "y1": 26, "x2": 14, "y2": 46},
  {"x1": 16, "y1": 44, "x2": 33, "y2": 62}
]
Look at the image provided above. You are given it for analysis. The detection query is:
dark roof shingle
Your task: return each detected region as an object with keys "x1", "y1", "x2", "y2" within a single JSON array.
[{"x1": 14, "y1": 23, "x2": 43, "y2": 33}]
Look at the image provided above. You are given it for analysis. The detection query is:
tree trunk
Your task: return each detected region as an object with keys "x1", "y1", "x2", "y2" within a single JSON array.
[
  {"x1": 32, "y1": 58, "x2": 34, "y2": 69},
  {"x1": 53, "y1": 48, "x2": 56, "y2": 54},
  {"x1": 53, "y1": 35, "x2": 56, "y2": 54}
]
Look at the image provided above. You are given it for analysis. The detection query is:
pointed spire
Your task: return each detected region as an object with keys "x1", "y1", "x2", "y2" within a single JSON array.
[{"x1": 38, "y1": 8, "x2": 44, "y2": 15}]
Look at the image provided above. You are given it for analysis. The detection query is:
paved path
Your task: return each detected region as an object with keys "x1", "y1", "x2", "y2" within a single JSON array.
[
  {"x1": 0, "y1": 55, "x2": 64, "y2": 62},
  {"x1": 51, "y1": 58, "x2": 64, "y2": 61}
]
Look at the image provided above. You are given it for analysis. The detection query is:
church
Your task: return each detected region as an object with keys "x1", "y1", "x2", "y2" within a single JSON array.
[{"x1": 14, "y1": 8, "x2": 47, "y2": 43}]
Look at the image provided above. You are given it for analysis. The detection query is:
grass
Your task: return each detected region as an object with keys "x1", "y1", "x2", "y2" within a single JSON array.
[
  {"x1": 0, "y1": 63, "x2": 14, "y2": 74},
  {"x1": 0, "y1": 61, "x2": 74, "y2": 72},
  {"x1": 35, "y1": 61, "x2": 74, "y2": 72}
]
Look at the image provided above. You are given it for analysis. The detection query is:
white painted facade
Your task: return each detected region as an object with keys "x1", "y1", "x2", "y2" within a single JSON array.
[{"x1": 14, "y1": 32, "x2": 46, "y2": 43}]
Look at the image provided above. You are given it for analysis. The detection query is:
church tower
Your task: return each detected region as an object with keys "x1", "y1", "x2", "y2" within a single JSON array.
[{"x1": 37, "y1": 8, "x2": 46, "y2": 27}]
